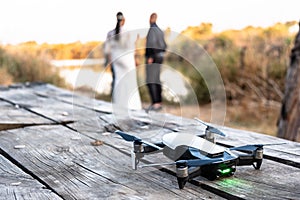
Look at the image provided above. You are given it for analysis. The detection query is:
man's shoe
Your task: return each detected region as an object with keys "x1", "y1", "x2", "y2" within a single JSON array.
[{"x1": 145, "y1": 104, "x2": 162, "y2": 113}]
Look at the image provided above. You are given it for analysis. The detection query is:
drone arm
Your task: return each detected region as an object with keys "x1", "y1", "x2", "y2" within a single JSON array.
[
  {"x1": 114, "y1": 130, "x2": 162, "y2": 150},
  {"x1": 234, "y1": 148, "x2": 263, "y2": 169},
  {"x1": 142, "y1": 142, "x2": 164, "y2": 153},
  {"x1": 131, "y1": 141, "x2": 164, "y2": 170},
  {"x1": 131, "y1": 141, "x2": 143, "y2": 170},
  {"x1": 114, "y1": 130, "x2": 164, "y2": 169},
  {"x1": 186, "y1": 167, "x2": 202, "y2": 181},
  {"x1": 236, "y1": 153, "x2": 256, "y2": 166}
]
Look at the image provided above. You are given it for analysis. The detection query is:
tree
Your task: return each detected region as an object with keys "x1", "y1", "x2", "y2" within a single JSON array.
[{"x1": 277, "y1": 21, "x2": 300, "y2": 142}]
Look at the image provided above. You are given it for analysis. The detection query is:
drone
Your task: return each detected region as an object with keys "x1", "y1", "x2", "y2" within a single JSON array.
[{"x1": 114, "y1": 118, "x2": 284, "y2": 189}]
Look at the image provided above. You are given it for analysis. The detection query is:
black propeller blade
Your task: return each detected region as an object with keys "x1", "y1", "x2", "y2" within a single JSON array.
[
  {"x1": 230, "y1": 144, "x2": 259, "y2": 152},
  {"x1": 115, "y1": 130, "x2": 141, "y2": 142},
  {"x1": 114, "y1": 130, "x2": 162, "y2": 150},
  {"x1": 194, "y1": 118, "x2": 226, "y2": 137},
  {"x1": 230, "y1": 143, "x2": 286, "y2": 152}
]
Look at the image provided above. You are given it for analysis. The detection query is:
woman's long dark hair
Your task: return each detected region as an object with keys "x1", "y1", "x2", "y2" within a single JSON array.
[{"x1": 115, "y1": 12, "x2": 123, "y2": 41}]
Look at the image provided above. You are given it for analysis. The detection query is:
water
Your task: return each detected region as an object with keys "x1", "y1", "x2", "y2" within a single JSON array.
[
  {"x1": 52, "y1": 59, "x2": 189, "y2": 100},
  {"x1": 51, "y1": 59, "x2": 112, "y2": 94},
  {"x1": 51, "y1": 58, "x2": 104, "y2": 68}
]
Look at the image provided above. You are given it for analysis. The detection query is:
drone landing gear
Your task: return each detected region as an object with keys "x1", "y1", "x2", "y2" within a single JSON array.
[
  {"x1": 253, "y1": 148, "x2": 263, "y2": 169},
  {"x1": 235, "y1": 147, "x2": 264, "y2": 170},
  {"x1": 131, "y1": 140, "x2": 164, "y2": 170},
  {"x1": 253, "y1": 159, "x2": 262, "y2": 170},
  {"x1": 176, "y1": 162, "x2": 189, "y2": 189},
  {"x1": 131, "y1": 141, "x2": 144, "y2": 170}
]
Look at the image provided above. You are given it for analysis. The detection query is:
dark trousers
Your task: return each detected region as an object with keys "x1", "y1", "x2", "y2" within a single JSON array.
[
  {"x1": 146, "y1": 53, "x2": 164, "y2": 104},
  {"x1": 147, "y1": 83, "x2": 162, "y2": 104}
]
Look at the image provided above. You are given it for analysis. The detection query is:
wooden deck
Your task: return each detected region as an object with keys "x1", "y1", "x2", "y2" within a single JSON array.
[{"x1": 0, "y1": 82, "x2": 299, "y2": 200}]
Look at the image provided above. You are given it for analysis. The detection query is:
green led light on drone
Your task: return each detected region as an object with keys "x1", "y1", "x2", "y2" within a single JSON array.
[{"x1": 220, "y1": 168, "x2": 231, "y2": 175}]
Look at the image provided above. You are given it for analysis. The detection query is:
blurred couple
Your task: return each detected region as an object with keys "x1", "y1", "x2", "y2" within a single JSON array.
[{"x1": 104, "y1": 12, "x2": 167, "y2": 113}]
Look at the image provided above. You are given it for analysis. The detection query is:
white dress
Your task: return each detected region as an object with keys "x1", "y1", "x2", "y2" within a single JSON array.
[{"x1": 104, "y1": 28, "x2": 142, "y2": 112}]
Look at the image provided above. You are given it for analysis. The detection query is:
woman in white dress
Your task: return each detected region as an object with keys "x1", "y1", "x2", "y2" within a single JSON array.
[{"x1": 104, "y1": 12, "x2": 142, "y2": 112}]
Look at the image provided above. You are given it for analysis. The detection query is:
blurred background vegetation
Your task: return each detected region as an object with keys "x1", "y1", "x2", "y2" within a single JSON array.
[
  {"x1": 0, "y1": 20, "x2": 298, "y2": 135},
  {"x1": 0, "y1": 46, "x2": 65, "y2": 86}
]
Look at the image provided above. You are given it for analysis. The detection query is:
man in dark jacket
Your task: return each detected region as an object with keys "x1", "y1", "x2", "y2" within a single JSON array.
[{"x1": 145, "y1": 13, "x2": 167, "y2": 112}]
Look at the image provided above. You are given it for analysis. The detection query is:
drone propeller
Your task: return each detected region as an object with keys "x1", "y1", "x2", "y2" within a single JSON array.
[
  {"x1": 230, "y1": 142, "x2": 286, "y2": 170},
  {"x1": 230, "y1": 142, "x2": 286, "y2": 152},
  {"x1": 140, "y1": 157, "x2": 223, "y2": 168},
  {"x1": 114, "y1": 130, "x2": 162, "y2": 150},
  {"x1": 194, "y1": 117, "x2": 226, "y2": 137},
  {"x1": 115, "y1": 130, "x2": 141, "y2": 142}
]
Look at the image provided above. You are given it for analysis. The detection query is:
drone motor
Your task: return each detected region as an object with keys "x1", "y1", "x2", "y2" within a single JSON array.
[
  {"x1": 253, "y1": 147, "x2": 263, "y2": 169},
  {"x1": 205, "y1": 128, "x2": 215, "y2": 143},
  {"x1": 176, "y1": 161, "x2": 189, "y2": 189},
  {"x1": 131, "y1": 141, "x2": 144, "y2": 170}
]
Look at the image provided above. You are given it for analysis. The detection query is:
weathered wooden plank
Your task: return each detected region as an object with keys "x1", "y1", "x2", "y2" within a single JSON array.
[
  {"x1": 0, "y1": 100, "x2": 53, "y2": 130},
  {"x1": 0, "y1": 125, "x2": 224, "y2": 199},
  {"x1": 30, "y1": 83, "x2": 195, "y2": 130},
  {"x1": 0, "y1": 83, "x2": 189, "y2": 137},
  {"x1": 75, "y1": 137, "x2": 224, "y2": 200},
  {"x1": 152, "y1": 120, "x2": 300, "y2": 167},
  {"x1": 62, "y1": 118, "x2": 300, "y2": 199},
  {"x1": 0, "y1": 154, "x2": 62, "y2": 200},
  {"x1": 164, "y1": 124, "x2": 300, "y2": 172},
  {"x1": 211, "y1": 124, "x2": 300, "y2": 167},
  {"x1": 31, "y1": 83, "x2": 113, "y2": 114},
  {"x1": 194, "y1": 159, "x2": 300, "y2": 200},
  {"x1": 1, "y1": 82, "x2": 300, "y2": 199},
  {"x1": 0, "y1": 100, "x2": 50, "y2": 124},
  {"x1": 97, "y1": 109, "x2": 300, "y2": 169},
  {"x1": 194, "y1": 126, "x2": 300, "y2": 169},
  {"x1": 0, "y1": 85, "x2": 102, "y2": 125},
  {"x1": 0, "y1": 83, "x2": 195, "y2": 132},
  {"x1": 0, "y1": 126, "x2": 137, "y2": 199}
]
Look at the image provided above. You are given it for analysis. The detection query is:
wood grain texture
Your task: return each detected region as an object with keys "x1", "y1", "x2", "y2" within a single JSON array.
[
  {"x1": 0, "y1": 82, "x2": 299, "y2": 199},
  {"x1": 0, "y1": 154, "x2": 62, "y2": 200},
  {"x1": 0, "y1": 100, "x2": 52, "y2": 131},
  {"x1": 0, "y1": 125, "x2": 223, "y2": 200},
  {"x1": 68, "y1": 121, "x2": 300, "y2": 199}
]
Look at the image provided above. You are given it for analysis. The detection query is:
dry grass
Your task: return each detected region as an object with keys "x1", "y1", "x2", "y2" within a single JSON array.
[
  {"x1": 0, "y1": 48, "x2": 66, "y2": 87},
  {"x1": 159, "y1": 100, "x2": 280, "y2": 137},
  {"x1": 0, "y1": 67, "x2": 13, "y2": 85},
  {"x1": 225, "y1": 101, "x2": 280, "y2": 136}
]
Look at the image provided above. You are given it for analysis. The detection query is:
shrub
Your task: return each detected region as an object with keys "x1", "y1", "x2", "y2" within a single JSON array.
[{"x1": 0, "y1": 47, "x2": 65, "y2": 86}]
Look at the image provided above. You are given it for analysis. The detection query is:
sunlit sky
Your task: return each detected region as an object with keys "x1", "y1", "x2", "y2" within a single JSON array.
[{"x1": 1, "y1": 0, "x2": 299, "y2": 44}]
